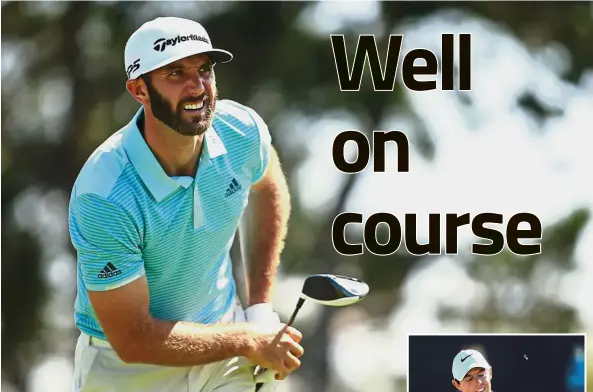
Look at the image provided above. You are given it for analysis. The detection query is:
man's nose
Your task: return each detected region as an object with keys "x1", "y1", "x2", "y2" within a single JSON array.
[{"x1": 187, "y1": 72, "x2": 205, "y2": 92}]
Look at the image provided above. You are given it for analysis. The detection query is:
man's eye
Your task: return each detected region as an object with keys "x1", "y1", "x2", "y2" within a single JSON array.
[
  {"x1": 169, "y1": 70, "x2": 182, "y2": 76},
  {"x1": 200, "y1": 66, "x2": 212, "y2": 75}
]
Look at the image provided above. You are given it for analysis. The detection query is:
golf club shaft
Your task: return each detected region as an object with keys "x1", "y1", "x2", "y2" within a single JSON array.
[{"x1": 286, "y1": 297, "x2": 305, "y2": 326}]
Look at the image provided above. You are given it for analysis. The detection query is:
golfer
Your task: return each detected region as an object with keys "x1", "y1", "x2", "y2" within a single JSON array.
[
  {"x1": 69, "y1": 16, "x2": 302, "y2": 391},
  {"x1": 452, "y1": 349, "x2": 493, "y2": 392}
]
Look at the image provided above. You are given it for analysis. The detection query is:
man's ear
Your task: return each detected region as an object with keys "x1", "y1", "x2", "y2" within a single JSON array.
[
  {"x1": 126, "y1": 77, "x2": 150, "y2": 106},
  {"x1": 489, "y1": 366, "x2": 493, "y2": 379},
  {"x1": 452, "y1": 379, "x2": 461, "y2": 391}
]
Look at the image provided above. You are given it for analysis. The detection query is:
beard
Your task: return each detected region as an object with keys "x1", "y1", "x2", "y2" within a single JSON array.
[{"x1": 144, "y1": 77, "x2": 217, "y2": 136}]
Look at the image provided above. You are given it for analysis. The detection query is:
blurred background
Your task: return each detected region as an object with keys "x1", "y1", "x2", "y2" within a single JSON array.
[
  {"x1": 409, "y1": 334, "x2": 586, "y2": 392},
  {"x1": 1, "y1": 1, "x2": 592, "y2": 391}
]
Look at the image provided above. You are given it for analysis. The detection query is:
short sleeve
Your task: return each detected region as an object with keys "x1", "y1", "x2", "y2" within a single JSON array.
[
  {"x1": 69, "y1": 193, "x2": 145, "y2": 291},
  {"x1": 245, "y1": 107, "x2": 272, "y2": 184}
]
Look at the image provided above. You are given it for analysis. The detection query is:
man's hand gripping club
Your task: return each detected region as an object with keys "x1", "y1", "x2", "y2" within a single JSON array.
[{"x1": 246, "y1": 322, "x2": 304, "y2": 381}]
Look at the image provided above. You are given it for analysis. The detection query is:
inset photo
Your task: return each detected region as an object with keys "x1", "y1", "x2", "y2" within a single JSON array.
[{"x1": 408, "y1": 334, "x2": 586, "y2": 392}]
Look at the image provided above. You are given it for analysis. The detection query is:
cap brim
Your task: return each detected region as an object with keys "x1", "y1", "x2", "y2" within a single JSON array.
[
  {"x1": 130, "y1": 48, "x2": 233, "y2": 80},
  {"x1": 204, "y1": 49, "x2": 233, "y2": 64}
]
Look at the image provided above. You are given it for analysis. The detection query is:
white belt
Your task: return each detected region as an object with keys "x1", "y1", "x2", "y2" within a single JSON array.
[{"x1": 88, "y1": 334, "x2": 112, "y2": 348}]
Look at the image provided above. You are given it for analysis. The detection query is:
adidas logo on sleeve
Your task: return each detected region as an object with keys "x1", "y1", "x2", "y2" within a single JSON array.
[{"x1": 97, "y1": 262, "x2": 122, "y2": 279}]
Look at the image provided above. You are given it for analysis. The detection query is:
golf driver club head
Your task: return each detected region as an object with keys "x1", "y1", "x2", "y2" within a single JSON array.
[
  {"x1": 300, "y1": 274, "x2": 369, "y2": 306},
  {"x1": 254, "y1": 274, "x2": 369, "y2": 388}
]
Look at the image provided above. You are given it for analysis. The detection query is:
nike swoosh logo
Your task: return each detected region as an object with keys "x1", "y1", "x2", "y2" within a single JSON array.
[{"x1": 461, "y1": 354, "x2": 472, "y2": 362}]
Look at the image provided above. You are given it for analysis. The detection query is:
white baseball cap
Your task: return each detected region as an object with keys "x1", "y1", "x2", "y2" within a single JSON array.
[
  {"x1": 124, "y1": 16, "x2": 233, "y2": 80},
  {"x1": 452, "y1": 349, "x2": 491, "y2": 381}
]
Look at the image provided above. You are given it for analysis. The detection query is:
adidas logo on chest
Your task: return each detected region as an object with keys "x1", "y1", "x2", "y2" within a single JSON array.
[{"x1": 224, "y1": 178, "x2": 242, "y2": 198}]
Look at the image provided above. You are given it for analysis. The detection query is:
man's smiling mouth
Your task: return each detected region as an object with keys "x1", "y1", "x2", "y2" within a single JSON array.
[{"x1": 182, "y1": 96, "x2": 207, "y2": 111}]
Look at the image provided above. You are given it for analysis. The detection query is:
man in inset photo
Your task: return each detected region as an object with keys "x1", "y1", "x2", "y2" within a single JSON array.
[{"x1": 451, "y1": 349, "x2": 493, "y2": 392}]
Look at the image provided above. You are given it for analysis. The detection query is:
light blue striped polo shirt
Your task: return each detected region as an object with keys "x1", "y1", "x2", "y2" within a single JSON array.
[{"x1": 68, "y1": 100, "x2": 271, "y2": 340}]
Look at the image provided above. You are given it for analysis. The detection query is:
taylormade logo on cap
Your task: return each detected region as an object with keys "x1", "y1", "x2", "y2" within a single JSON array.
[
  {"x1": 153, "y1": 35, "x2": 210, "y2": 52},
  {"x1": 124, "y1": 17, "x2": 232, "y2": 80}
]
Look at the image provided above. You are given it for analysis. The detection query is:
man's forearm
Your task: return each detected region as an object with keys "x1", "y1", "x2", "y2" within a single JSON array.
[
  {"x1": 123, "y1": 319, "x2": 254, "y2": 366},
  {"x1": 248, "y1": 151, "x2": 291, "y2": 305}
]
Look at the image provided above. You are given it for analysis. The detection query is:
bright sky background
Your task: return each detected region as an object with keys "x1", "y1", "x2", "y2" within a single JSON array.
[{"x1": 12, "y1": 3, "x2": 591, "y2": 392}]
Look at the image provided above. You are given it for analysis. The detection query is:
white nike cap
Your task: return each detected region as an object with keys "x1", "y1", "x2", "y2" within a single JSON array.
[
  {"x1": 452, "y1": 349, "x2": 491, "y2": 381},
  {"x1": 124, "y1": 16, "x2": 233, "y2": 80}
]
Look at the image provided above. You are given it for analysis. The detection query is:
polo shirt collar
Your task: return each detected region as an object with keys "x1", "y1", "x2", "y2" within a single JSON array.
[{"x1": 122, "y1": 106, "x2": 227, "y2": 202}]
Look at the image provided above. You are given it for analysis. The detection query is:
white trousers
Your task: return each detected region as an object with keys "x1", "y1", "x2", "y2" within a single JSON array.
[{"x1": 73, "y1": 299, "x2": 277, "y2": 392}]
